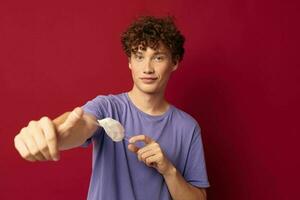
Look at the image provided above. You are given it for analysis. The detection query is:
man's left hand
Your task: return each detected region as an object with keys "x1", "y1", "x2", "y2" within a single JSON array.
[{"x1": 128, "y1": 134, "x2": 174, "y2": 175}]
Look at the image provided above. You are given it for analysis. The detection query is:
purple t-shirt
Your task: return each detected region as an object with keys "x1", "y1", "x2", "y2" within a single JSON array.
[{"x1": 81, "y1": 93, "x2": 210, "y2": 200}]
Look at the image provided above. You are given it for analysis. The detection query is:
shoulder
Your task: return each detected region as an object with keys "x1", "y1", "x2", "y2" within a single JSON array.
[
  {"x1": 87, "y1": 92, "x2": 126, "y2": 105},
  {"x1": 82, "y1": 92, "x2": 126, "y2": 118},
  {"x1": 106, "y1": 93, "x2": 128, "y2": 104},
  {"x1": 171, "y1": 106, "x2": 200, "y2": 131}
]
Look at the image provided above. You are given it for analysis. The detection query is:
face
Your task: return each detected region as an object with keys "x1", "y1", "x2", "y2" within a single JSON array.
[{"x1": 128, "y1": 43, "x2": 178, "y2": 95}]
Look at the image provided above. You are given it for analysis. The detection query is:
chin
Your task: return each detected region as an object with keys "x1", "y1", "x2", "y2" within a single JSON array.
[{"x1": 137, "y1": 84, "x2": 160, "y2": 94}]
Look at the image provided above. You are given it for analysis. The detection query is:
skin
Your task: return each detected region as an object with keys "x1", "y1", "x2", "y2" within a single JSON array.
[
  {"x1": 14, "y1": 108, "x2": 97, "y2": 162},
  {"x1": 14, "y1": 42, "x2": 207, "y2": 199},
  {"x1": 127, "y1": 43, "x2": 207, "y2": 200}
]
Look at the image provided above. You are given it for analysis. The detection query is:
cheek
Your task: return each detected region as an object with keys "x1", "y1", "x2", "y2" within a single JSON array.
[
  {"x1": 158, "y1": 67, "x2": 172, "y2": 79},
  {"x1": 130, "y1": 67, "x2": 141, "y2": 78}
]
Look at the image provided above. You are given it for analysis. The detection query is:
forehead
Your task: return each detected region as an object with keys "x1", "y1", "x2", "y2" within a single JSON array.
[{"x1": 135, "y1": 42, "x2": 170, "y2": 55}]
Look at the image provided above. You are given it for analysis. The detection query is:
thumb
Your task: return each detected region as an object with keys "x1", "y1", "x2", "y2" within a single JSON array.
[{"x1": 59, "y1": 107, "x2": 83, "y2": 132}]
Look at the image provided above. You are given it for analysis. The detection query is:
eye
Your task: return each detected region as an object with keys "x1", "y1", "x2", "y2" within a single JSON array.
[
  {"x1": 154, "y1": 55, "x2": 165, "y2": 62},
  {"x1": 134, "y1": 55, "x2": 144, "y2": 61}
]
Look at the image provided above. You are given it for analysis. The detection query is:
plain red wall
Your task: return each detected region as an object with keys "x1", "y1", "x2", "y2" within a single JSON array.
[{"x1": 1, "y1": 0, "x2": 299, "y2": 199}]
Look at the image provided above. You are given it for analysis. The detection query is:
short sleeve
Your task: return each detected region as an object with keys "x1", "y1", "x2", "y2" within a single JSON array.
[
  {"x1": 183, "y1": 125, "x2": 210, "y2": 188},
  {"x1": 80, "y1": 95, "x2": 108, "y2": 147},
  {"x1": 81, "y1": 95, "x2": 109, "y2": 119}
]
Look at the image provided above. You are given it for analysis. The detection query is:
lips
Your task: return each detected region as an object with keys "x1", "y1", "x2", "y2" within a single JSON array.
[
  {"x1": 140, "y1": 77, "x2": 158, "y2": 83},
  {"x1": 140, "y1": 77, "x2": 158, "y2": 80}
]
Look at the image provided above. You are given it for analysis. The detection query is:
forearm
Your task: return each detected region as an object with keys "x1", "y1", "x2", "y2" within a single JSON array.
[
  {"x1": 163, "y1": 165, "x2": 207, "y2": 200},
  {"x1": 53, "y1": 111, "x2": 98, "y2": 151}
]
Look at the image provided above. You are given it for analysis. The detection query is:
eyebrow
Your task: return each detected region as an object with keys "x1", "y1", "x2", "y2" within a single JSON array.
[
  {"x1": 153, "y1": 51, "x2": 168, "y2": 55},
  {"x1": 134, "y1": 51, "x2": 168, "y2": 56}
]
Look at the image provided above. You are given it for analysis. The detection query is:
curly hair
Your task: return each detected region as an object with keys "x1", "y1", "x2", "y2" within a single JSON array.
[{"x1": 121, "y1": 16, "x2": 185, "y2": 63}]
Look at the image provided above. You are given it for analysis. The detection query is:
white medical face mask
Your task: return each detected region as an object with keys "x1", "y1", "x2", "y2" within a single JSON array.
[{"x1": 98, "y1": 118, "x2": 125, "y2": 142}]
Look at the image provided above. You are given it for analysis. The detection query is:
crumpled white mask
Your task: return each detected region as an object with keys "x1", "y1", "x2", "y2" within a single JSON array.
[{"x1": 97, "y1": 118, "x2": 125, "y2": 142}]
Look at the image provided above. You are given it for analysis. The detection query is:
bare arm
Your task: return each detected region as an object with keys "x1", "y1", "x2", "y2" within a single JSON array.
[
  {"x1": 128, "y1": 135, "x2": 207, "y2": 200},
  {"x1": 163, "y1": 166, "x2": 207, "y2": 200},
  {"x1": 54, "y1": 110, "x2": 98, "y2": 151},
  {"x1": 14, "y1": 107, "x2": 98, "y2": 162}
]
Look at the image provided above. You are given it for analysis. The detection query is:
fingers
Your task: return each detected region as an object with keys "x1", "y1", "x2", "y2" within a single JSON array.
[
  {"x1": 19, "y1": 127, "x2": 46, "y2": 161},
  {"x1": 59, "y1": 107, "x2": 83, "y2": 132},
  {"x1": 137, "y1": 142, "x2": 159, "y2": 155},
  {"x1": 127, "y1": 143, "x2": 139, "y2": 153},
  {"x1": 14, "y1": 116, "x2": 60, "y2": 162},
  {"x1": 137, "y1": 143, "x2": 160, "y2": 161},
  {"x1": 145, "y1": 154, "x2": 162, "y2": 167},
  {"x1": 127, "y1": 135, "x2": 157, "y2": 155},
  {"x1": 14, "y1": 134, "x2": 36, "y2": 162},
  {"x1": 138, "y1": 148, "x2": 160, "y2": 162},
  {"x1": 127, "y1": 134, "x2": 155, "y2": 153},
  {"x1": 129, "y1": 134, "x2": 154, "y2": 145},
  {"x1": 28, "y1": 119, "x2": 52, "y2": 160},
  {"x1": 128, "y1": 137, "x2": 161, "y2": 166},
  {"x1": 127, "y1": 135, "x2": 173, "y2": 174},
  {"x1": 40, "y1": 117, "x2": 59, "y2": 161}
]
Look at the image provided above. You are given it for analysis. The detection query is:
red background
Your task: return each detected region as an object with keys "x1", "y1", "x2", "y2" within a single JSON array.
[{"x1": 1, "y1": 0, "x2": 299, "y2": 199}]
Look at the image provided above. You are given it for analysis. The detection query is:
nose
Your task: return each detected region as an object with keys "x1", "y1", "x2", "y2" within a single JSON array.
[{"x1": 143, "y1": 60, "x2": 155, "y2": 74}]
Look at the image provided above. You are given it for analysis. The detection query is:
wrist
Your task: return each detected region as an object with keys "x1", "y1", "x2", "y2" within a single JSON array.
[{"x1": 163, "y1": 163, "x2": 177, "y2": 178}]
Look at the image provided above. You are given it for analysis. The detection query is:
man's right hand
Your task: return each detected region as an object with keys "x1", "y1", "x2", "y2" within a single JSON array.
[{"x1": 14, "y1": 107, "x2": 85, "y2": 162}]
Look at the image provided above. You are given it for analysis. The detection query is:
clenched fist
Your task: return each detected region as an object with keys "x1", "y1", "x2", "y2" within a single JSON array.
[{"x1": 14, "y1": 107, "x2": 86, "y2": 162}]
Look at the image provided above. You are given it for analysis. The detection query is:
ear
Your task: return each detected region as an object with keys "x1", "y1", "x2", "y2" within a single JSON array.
[
  {"x1": 128, "y1": 57, "x2": 132, "y2": 69},
  {"x1": 171, "y1": 60, "x2": 179, "y2": 72}
]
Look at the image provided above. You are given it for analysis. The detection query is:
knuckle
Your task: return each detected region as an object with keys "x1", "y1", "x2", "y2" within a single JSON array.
[
  {"x1": 14, "y1": 138, "x2": 22, "y2": 150},
  {"x1": 28, "y1": 120, "x2": 37, "y2": 127},
  {"x1": 28, "y1": 124, "x2": 43, "y2": 136},
  {"x1": 19, "y1": 130, "x2": 28, "y2": 138},
  {"x1": 14, "y1": 135, "x2": 20, "y2": 143},
  {"x1": 20, "y1": 127, "x2": 27, "y2": 134},
  {"x1": 40, "y1": 116, "x2": 50, "y2": 123}
]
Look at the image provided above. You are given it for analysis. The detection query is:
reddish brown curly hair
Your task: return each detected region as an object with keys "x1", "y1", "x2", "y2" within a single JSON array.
[{"x1": 121, "y1": 16, "x2": 185, "y2": 64}]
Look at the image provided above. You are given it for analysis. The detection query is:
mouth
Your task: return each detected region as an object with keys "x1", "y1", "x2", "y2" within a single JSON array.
[{"x1": 140, "y1": 77, "x2": 158, "y2": 84}]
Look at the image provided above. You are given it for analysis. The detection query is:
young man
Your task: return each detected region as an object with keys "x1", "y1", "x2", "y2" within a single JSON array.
[{"x1": 14, "y1": 16, "x2": 210, "y2": 200}]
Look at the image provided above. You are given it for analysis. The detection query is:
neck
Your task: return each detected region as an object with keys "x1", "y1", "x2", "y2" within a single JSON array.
[{"x1": 128, "y1": 86, "x2": 170, "y2": 116}]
